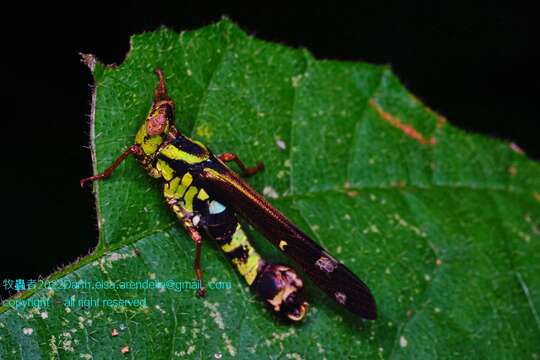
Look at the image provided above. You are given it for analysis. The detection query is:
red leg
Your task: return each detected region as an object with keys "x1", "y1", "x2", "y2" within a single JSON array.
[
  {"x1": 172, "y1": 207, "x2": 206, "y2": 297},
  {"x1": 182, "y1": 221, "x2": 206, "y2": 297},
  {"x1": 80, "y1": 145, "x2": 142, "y2": 187},
  {"x1": 218, "y1": 152, "x2": 264, "y2": 176}
]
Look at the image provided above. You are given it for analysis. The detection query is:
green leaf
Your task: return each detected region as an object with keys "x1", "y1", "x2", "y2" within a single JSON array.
[{"x1": 2, "y1": 19, "x2": 540, "y2": 359}]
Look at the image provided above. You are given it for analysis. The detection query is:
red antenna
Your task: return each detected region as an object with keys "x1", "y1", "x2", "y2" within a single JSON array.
[{"x1": 154, "y1": 68, "x2": 170, "y2": 101}]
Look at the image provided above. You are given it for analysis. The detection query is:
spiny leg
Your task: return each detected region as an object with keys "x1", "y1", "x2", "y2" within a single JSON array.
[
  {"x1": 174, "y1": 206, "x2": 206, "y2": 297},
  {"x1": 189, "y1": 225, "x2": 206, "y2": 297},
  {"x1": 80, "y1": 145, "x2": 142, "y2": 187},
  {"x1": 218, "y1": 152, "x2": 264, "y2": 177}
]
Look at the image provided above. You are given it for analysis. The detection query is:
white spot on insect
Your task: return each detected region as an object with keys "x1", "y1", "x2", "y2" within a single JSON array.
[
  {"x1": 400, "y1": 335, "x2": 408, "y2": 347},
  {"x1": 263, "y1": 186, "x2": 279, "y2": 199},
  {"x1": 335, "y1": 292, "x2": 347, "y2": 304},
  {"x1": 209, "y1": 200, "x2": 226, "y2": 214},
  {"x1": 315, "y1": 256, "x2": 337, "y2": 273},
  {"x1": 192, "y1": 215, "x2": 201, "y2": 226},
  {"x1": 23, "y1": 328, "x2": 33, "y2": 335},
  {"x1": 276, "y1": 138, "x2": 287, "y2": 150}
]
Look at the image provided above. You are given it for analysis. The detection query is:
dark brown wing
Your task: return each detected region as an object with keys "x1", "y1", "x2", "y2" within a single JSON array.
[{"x1": 198, "y1": 159, "x2": 377, "y2": 320}]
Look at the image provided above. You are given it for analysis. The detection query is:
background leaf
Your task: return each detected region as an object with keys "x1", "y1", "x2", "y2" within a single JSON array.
[{"x1": 2, "y1": 19, "x2": 540, "y2": 359}]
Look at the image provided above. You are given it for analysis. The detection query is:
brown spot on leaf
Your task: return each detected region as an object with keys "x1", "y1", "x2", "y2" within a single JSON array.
[{"x1": 370, "y1": 98, "x2": 436, "y2": 145}]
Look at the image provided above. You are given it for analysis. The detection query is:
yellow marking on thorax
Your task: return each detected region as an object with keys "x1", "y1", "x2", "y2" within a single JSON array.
[
  {"x1": 279, "y1": 240, "x2": 288, "y2": 251},
  {"x1": 197, "y1": 188, "x2": 209, "y2": 201},
  {"x1": 164, "y1": 177, "x2": 180, "y2": 198},
  {"x1": 164, "y1": 172, "x2": 194, "y2": 200},
  {"x1": 135, "y1": 125, "x2": 147, "y2": 145},
  {"x1": 161, "y1": 144, "x2": 208, "y2": 164},
  {"x1": 156, "y1": 159, "x2": 174, "y2": 180},
  {"x1": 141, "y1": 135, "x2": 163, "y2": 155},
  {"x1": 222, "y1": 224, "x2": 261, "y2": 285},
  {"x1": 177, "y1": 172, "x2": 193, "y2": 196}
]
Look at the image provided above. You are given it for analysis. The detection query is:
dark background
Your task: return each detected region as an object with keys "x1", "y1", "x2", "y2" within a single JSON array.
[{"x1": 5, "y1": 2, "x2": 539, "y2": 299}]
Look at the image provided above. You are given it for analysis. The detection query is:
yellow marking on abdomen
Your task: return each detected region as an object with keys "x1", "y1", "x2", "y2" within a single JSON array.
[
  {"x1": 222, "y1": 224, "x2": 262, "y2": 285},
  {"x1": 161, "y1": 144, "x2": 208, "y2": 164},
  {"x1": 221, "y1": 223, "x2": 246, "y2": 252},
  {"x1": 279, "y1": 240, "x2": 288, "y2": 251}
]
